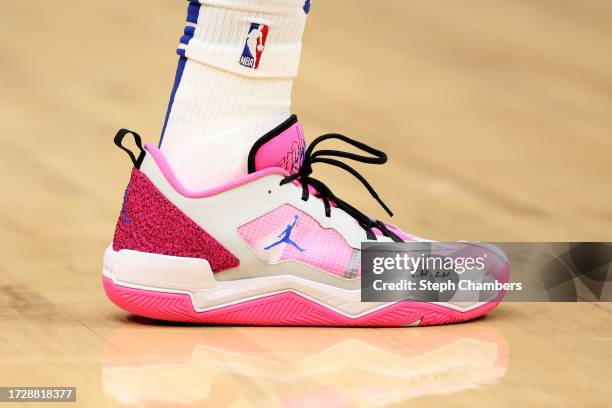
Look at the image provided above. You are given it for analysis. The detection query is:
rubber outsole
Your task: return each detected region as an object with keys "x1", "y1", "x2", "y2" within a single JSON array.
[{"x1": 103, "y1": 273, "x2": 506, "y2": 327}]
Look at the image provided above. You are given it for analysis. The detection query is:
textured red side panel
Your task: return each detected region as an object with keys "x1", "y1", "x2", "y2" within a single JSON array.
[{"x1": 113, "y1": 168, "x2": 239, "y2": 272}]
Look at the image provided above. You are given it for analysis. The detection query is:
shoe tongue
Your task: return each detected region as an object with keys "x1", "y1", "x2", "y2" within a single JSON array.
[{"x1": 248, "y1": 115, "x2": 306, "y2": 174}]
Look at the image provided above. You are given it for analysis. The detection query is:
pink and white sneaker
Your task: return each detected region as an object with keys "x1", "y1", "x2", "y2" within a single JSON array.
[{"x1": 103, "y1": 116, "x2": 508, "y2": 326}]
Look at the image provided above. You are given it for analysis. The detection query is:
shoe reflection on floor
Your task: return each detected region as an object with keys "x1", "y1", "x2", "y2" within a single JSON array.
[{"x1": 101, "y1": 319, "x2": 508, "y2": 407}]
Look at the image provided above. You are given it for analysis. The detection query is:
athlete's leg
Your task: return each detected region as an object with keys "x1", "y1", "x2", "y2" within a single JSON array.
[
  {"x1": 289, "y1": 241, "x2": 306, "y2": 252},
  {"x1": 264, "y1": 240, "x2": 283, "y2": 250},
  {"x1": 159, "y1": 0, "x2": 311, "y2": 190}
]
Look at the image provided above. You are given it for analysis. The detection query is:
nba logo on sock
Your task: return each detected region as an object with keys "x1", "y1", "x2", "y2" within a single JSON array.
[{"x1": 239, "y1": 23, "x2": 269, "y2": 69}]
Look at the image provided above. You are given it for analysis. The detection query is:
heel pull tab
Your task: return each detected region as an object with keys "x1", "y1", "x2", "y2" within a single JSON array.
[{"x1": 114, "y1": 129, "x2": 146, "y2": 169}]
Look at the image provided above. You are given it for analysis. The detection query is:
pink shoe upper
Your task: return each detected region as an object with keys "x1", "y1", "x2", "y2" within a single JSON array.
[{"x1": 113, "y1": 115, "x2": 431, "y2": 281}]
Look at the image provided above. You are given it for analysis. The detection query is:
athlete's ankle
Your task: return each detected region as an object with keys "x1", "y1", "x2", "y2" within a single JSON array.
[{"x1": 158, "y1": 0, "x2": 311, "y2": 190}]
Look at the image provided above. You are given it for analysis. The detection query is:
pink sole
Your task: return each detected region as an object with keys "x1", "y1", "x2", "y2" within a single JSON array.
[{"x1": 103, "y1": 272, "x2": 506, "y2": 327}]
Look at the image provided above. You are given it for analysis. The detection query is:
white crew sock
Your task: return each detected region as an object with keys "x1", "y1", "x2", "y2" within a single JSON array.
[{"x1": 159, "y1": 0, "x2": 311, "y2": 190}]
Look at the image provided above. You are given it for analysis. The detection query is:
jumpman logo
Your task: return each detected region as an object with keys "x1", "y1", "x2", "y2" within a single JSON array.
[{"x1": 264, "y1": 215, "x2": 305, "y2": 252}]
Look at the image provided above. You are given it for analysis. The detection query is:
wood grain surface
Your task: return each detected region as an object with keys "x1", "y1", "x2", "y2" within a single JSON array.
[{"x1": 1, "y1": 1, "x2": 611, "y2": 406}]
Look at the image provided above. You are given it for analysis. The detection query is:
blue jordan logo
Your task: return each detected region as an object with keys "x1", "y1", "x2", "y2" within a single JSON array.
[
  {"x1": 303, "y1": 0, "x2": 311, "y2": 15},
  {"x1": 264, "y1": 215, "x2": 305, "y2": 252}
]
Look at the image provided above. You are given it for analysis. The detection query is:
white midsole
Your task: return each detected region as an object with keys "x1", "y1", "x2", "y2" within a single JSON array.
[{"x1": 103, "y1": 246, "x2": 486, "y2": 317}]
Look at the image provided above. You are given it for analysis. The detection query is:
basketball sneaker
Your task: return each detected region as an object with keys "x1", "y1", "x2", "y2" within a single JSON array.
[{"x1": 103, "y1": 116, "x2": 509, "y2": 326}]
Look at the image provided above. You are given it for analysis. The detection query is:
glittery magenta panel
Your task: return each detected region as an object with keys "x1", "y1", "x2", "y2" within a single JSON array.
[{"x1": 112, "y1": 168, "x2": 239, "y2": 272}]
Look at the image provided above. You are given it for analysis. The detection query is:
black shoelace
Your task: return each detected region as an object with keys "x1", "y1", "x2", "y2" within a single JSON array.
[{"x1": 279, "y1": 134, "x2": 404, "y2": 242}]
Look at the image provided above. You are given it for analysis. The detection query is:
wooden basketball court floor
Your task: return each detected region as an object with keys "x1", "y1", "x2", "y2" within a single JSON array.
[{"x1": 1, "y1": 1, "x2": 611, "y2": 406}]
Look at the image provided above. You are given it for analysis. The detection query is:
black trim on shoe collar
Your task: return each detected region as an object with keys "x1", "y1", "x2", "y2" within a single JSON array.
[{"x1": 247, "y1": 115, "x2": 299, "y2": 173}]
